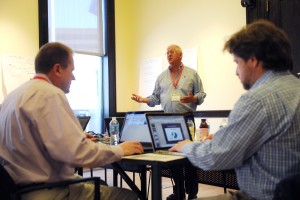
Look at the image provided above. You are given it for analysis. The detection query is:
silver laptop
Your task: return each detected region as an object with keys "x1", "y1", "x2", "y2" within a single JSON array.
[
  {"x1": 145, "y1": 112, "x2": 194, "y2": 156},
  {"x1": 120, "y1": 111, "x2": 153, "y2": 151}
]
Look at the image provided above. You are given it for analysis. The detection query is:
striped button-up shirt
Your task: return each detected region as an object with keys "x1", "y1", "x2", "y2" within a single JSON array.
[{"x1": 182, "y1": 70, "x2": 300, "y2": 200}]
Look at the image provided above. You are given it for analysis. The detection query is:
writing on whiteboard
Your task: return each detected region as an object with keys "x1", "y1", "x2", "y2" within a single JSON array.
[{"x1": 0, "y1": 55, "x2": 35, "y2": 101}]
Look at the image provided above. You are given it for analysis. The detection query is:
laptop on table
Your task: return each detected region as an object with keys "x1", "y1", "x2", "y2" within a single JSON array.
[
  {"x1": 145, "y1": 112, "x2": 194, "y2": 156},
  {"x1": 119, "y1": 111, "x2": 153, "y2": 151},
  {"x1": 77, "y1": 116, "x2": 91, "y2": 131}
]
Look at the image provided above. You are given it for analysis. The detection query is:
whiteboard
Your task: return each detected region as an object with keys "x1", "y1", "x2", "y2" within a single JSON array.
[{"x1": 0, "y1": 54, "x2": 35, "y2": 103}]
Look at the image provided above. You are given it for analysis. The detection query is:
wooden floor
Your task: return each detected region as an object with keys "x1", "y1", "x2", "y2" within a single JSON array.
[{"x1": 83, "y1": 168, "x2": 235, "y2": 199}]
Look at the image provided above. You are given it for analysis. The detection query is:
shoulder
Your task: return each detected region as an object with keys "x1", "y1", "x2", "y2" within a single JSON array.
[
  {"x1": 182, "y1": 66, "x2": 200, "y2": 79},
  {"x1": 157, "y1": 69, "x2": 169, "y2": 79},
  {"x1": 34, "y1": 80, "x2": 65, "y2": 97},
  {"x1": 249, "y1": 72, "x2": 297, "y2": 99},
  {"x1": 183, "y1": 66, "x2": 197, "y2": 74}
]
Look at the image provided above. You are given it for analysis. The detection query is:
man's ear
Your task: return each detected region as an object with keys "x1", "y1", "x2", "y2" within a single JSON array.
[
  {"x1": 53, "y1": 64, "x2": 61, "y2": 75},
  {"x1": 249, "y1": 56, "x2": 260, "y2": 68}
]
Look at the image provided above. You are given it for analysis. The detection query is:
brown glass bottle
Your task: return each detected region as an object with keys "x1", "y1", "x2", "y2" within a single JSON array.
[{"x1": 199, "y1": 119, "x2": 209, "y2": 140}]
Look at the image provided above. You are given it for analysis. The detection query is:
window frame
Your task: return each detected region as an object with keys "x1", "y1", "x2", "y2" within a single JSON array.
[{"x1": 38, "y1": 0, "x2": 117, "y2": 132}]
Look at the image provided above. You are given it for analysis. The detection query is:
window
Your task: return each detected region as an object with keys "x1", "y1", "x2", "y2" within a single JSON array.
[
  {"x1": 66, "y1": 54, "x2": 103, "y2": 133},
  {"x1": 46, "y1": 0, "x2": 105, "y2": 133},
  {"x1": 48, "y1": 0, "x2": 105, "y2": 56}
]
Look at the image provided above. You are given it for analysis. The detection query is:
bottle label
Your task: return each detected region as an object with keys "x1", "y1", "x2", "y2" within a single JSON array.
[
  {"x1": 188, "y1": 127, "x2": 195, "y2": 140},
  {"x1": 110, "y1": 125, "x2": 119, "y2": 135},
  {"x1": 200, "y1": 128, "x2": 209, "y2": 140}
]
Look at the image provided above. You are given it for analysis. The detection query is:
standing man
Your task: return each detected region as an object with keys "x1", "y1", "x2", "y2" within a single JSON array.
[
  {"x1": 0, "y1": 42, "x2": 144, "y2": 200},
  {"x1": 132, "y1": 44, "x2": 206, "y2": 113},
  {"x1": 132, "y1": 44, "x2": 205, "y2": 199},
  {"x1": 170, "y1": 20, "x2": 300, "y2": 200}
]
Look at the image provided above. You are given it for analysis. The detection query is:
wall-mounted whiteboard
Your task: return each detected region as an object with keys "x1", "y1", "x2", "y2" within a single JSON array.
[{"x1": 0, "y1": 55, "x2": 35, "y2": 103}]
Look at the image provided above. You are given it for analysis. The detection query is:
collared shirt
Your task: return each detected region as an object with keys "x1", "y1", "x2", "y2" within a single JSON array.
[
  {"x1": 147, "y1": 65, "x2": 206, "y2": 112},
  {"x1": 182, "y1": 71, "x2": 300, "y2": 200},
  {"x1": 0, "y1": 74, "x2": 123, "y2": 185}
]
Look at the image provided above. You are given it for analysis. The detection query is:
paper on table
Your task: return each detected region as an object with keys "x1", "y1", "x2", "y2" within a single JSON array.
[{"x1": 122, "y1": 153, "x2": 185, "y2": 162}]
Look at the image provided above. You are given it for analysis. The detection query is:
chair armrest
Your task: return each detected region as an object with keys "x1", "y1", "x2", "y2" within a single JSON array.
[{"x1": 15, "y1": 177, "x2": 100, "y2": 200}]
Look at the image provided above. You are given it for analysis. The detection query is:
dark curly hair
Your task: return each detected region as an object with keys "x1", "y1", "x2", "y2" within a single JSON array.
[{"x1": 223, "y1": 20, "x2": 293, "y2": 72}]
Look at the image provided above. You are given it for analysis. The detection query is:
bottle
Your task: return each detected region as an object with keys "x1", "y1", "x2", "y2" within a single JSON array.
[
  {"x1": 206, "y1": 119, "x2": 210, "y2": 133},
  {"x1": 219, "y1": 118, "x2": 228, "y2": 129},
  {"x1": 187, "y1": 118, "x2": 195, "y2": 141},
  {"x1": 109, "y1": 117, "x2": 119, "y2": 145},
  {"x1": 199, "y1": 119, "x2": 209, "y2": 141}
]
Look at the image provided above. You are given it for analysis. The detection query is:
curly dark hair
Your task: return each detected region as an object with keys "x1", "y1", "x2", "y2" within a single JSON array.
[
  {"x1": 223, "y1": 20, "x2": 293, "y2": 72},
  {"x1": 35, "y1": 42, "x2": 73, "y2": 73}
]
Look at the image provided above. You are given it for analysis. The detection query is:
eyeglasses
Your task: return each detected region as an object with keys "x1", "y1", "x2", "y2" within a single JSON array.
[{"x1": 165, "y1": 50, "x2": 176, "y2": 55}]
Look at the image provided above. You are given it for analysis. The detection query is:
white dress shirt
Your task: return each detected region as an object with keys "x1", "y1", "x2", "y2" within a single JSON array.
[{"x1": 0, "y1": 74, "x2": 123, "y2": 185}]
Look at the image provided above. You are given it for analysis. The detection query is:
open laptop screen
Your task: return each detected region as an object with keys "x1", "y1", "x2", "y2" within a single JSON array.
[
  {"x1": 77, "y1": 116, "x2": 91, "y2": 131},
  {"x1": 120, "y1": 112, "x2": 152, "y2": 143},
  {"x1": 146, "y1": 113, "x2": 192, "y2": 150}
]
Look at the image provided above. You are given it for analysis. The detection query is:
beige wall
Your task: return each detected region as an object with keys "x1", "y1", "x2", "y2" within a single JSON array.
[
  {"x1": 0, "y1": 0, "x2": 39, "y2": 102},
  {"x1": 0, "y1": 0, "x2": 247, "y2": 112},
  {"x1": 115, "y1": 0, "x2": 247, "y2": 112},
  {"x1": 0, "y1": 0, "x2": 39, "y2": 56}
]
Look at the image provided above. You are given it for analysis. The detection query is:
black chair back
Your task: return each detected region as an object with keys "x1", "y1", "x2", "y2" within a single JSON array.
[
  {"x1": 273, "y1": 173, "x2": 300, "y2": 200},
  {"x1": 0, "y1": 164, "x2": 18, "y2": 199},
  {"x1": 0, "y1": 164, "x2": 101, "y2": 200}
]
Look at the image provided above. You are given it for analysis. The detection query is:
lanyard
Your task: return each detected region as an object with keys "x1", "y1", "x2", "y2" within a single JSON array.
[
  {"x1": 170, "y1": 64, "x2": 184, "y2": 89},
  {"x1": 33, "y1": 75, "x2": 49, "y2": 83}
]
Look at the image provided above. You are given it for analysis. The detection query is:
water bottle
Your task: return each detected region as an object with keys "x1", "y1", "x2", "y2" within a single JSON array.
[
  {"x1": 219, "y1": 118, "x2": 228, "y2": 129},
  {"x1": 109, "y1": 117, "x2": 119, "y2": 145},
  {"x1": 187, "y1": 118, "x2": 195, "y2": 141}
]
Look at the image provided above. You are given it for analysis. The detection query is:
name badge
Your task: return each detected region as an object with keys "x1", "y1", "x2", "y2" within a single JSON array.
[{"x1": 171, "y1": 93, "x2": 181, "y2": 102}]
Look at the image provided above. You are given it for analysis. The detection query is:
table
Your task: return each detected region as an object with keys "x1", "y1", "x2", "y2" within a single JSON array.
[{"x1": 111, "y1": 153, "x2": 189, "y2": 200}]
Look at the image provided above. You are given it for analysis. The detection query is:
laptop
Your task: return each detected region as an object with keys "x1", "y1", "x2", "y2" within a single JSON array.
[
  {"x1": 145, "y1": 112, "x2": 194, "y2": 156},
  {"x1": 77, "y1": 116, "x2": 91, "y2": 131},
  {"x1": 119, "y1": 111, "x2": 153, "y2": 151}
]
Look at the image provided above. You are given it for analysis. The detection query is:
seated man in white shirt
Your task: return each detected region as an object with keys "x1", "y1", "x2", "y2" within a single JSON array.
[{"x1": 0, "y1": 42, "x2": 144, "y2": 200}]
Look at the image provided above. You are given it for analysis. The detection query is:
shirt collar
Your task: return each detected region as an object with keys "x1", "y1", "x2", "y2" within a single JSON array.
[
  {"x1": 168, "y1": 63, "x2": 183, "y2": 71},
  {"x1": 34, "y1": 73, "x2": 53, "y2": 84},
  {"x1": 250, "y1": 70, "x2": 290, "y2": 90}
]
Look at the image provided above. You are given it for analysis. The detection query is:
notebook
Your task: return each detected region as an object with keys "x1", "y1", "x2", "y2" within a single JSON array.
[
  {"x1": 77, "y1": 116, "x2": 91, "y2": 131},
  {"x1": 145, "y1": 112, "x2": 194, "y2": 156},
  {"x1": 119, "y1": 111, "x2": 153, "y2": 151}
]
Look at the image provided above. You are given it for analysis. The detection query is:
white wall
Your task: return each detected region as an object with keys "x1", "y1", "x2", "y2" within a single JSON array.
[{"x1": 115, "y1": 0, "x2": 247, "y2": 112}]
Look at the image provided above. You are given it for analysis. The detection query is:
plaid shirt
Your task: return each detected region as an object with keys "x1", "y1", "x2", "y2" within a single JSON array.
[{"x1": 183, "y1": 70, "x2": 300, "y2": 200}]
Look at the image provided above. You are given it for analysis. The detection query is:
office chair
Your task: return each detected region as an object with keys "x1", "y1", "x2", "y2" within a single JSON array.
[
  {"x1": 0, "y1": 164, "x2": 101, "y2": 200},
  {"x1": 273, "y1": 173, "x2": 300, "y2": 200}
]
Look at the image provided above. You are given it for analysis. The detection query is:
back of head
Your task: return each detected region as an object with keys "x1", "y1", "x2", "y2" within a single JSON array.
[
  {"x1": 35, "y1": 42, "x2": 73, "y2": 74},
  {"x1": 223, "y1": 20, "x2": 293, "y2": 72}
]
